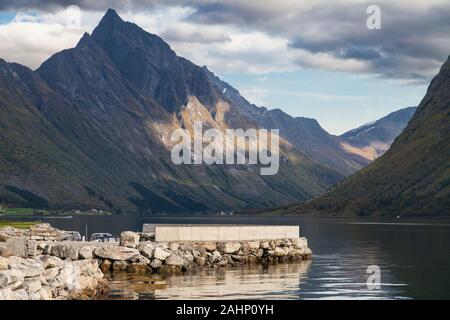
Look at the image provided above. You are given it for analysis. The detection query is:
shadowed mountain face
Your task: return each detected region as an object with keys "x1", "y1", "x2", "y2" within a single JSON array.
[
  {"x1": 0, "y1": 9, "x2": 390, "y2": 213},
  {"x1": 279, "y1": 55, "x2": 450, "y2": 217},
  {"x1": 340, "y1": 107, "x2": 417, "y2": 160},
  {"x1": 89, "y1": 9, "x2": 220, "y2": 113}
]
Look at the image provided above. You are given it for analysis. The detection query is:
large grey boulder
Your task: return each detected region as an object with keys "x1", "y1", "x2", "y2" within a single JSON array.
[
  {"x1": 260, "y1": 241, "x2": 270, "y2": 249},
  {"x1": 0, "y1": 246, "x2": 13, "y2": 258},
  {"x1": 274, "y1": 247, "x2": 288, "y2": 257},
  {"x1": 79, "y1": 246, "x2": 95, "y2": 259},
  {"x1": 120, "y1": 231, "x2": 140, "y2": 248},
  {"x1": 51, "y1": 245, "x2": 79, "y2": 260},
  {"x1": 6, "y1": 256, "x2": 43, "y2": 277},
  {"x1": 129, "y1": 254, "x2": 150, "y2": 264},
  {"x1": 36, "y1": 255, "x2": 65, "y2": 269},
  {"x1": 73, "y1": 260, "x2": 104, "y2": 279},
  {"x1": 247, "y1": 241, "x2": 260, "y2": 250},
  {"x1": 5, "y1": 237, "x2": 27, "y2": 257},
  {"x1": 150, "y1": 259, "x2": 162, "y2": 269},
  {"x1": 0, "y1": 288, "x2": 28, "y2": 300},
  {"x1": 0, "y1": 269, "x2": 25, "y2": 289},
  {"x1": 22, "y1": 279, "x2": 42, "y2": 293},
  {"x1": 218, "y1": 242, "x2": 241, "y2": 254},
  {"x1": 165, "y1": 254, "x2": 185, "y2": 266},
  {"x1": 181, "y1": 251, "x2": 194, "y2": 264},
  {"x1": 137, "y1": 243, "x2": 156, "y2": 259},
  {"x1": 43, "y1": 267, "x2": 59, "y2": 281},
  {"x1": 55, "y1": 263, "x2": 80, "y2": 291},
  {"x1": 292, "y1": 237, "x2": 308, "y2": 249},
  {"x1": 200, "y1": 242, "x2": 217, "y2": 252},
  {"x1": 94, "y1": 246, "x2": 139, "y2": 261},
  {"x1": 153, "y1": 247, "x2": 171, "y2": 261},
  {"x1": 27, "y1": 240, "x2": 38, "y2": 257}
]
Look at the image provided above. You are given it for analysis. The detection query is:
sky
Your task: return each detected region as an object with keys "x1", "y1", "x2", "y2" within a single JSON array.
[{"x1": 0, "y1": 1, "x2": 449, "y2": 134}]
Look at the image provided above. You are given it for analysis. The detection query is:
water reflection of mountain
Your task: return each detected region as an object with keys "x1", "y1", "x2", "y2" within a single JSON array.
[
  {"x1": 157, "y1": 262, "x2": 311, "y2": 300},
  {"x1": 155, "y1": 261, "x2": 311, "y2": 299},
  {"x1": 104, "y1": 261, "x2": 311, "y2": 300}
]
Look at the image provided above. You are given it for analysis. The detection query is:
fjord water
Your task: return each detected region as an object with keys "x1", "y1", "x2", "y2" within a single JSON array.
[{"x1": 10, "y1": 215, "x2": 450, "y2": 299}]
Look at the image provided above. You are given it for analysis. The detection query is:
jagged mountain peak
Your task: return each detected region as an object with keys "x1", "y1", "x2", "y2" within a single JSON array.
[
  {"x1": 105, "y1": 8, "x2": 122, "y2": 19},
  {"x1": 97, "y1": 8, "x2": 124, "y2": 28},
  {"x1": 91, "y1": 9, "x2": 171, "y2": 51},
  {"x1": 75, "y1": 32, "x2": 92, "y2": 48},
  {"x1": 89, "y1": 9, "x2": 220, "y2": 113}
]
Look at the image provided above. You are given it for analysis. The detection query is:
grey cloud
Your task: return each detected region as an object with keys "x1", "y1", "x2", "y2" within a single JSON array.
[
  {"x1": 339, "y1": 47, "x2": 382, "y2": 61},
  {"x1": 160, "y1": 28, "x2": 231, "y2": 44},
  {"x1": 2, "y1": 0, "x2": 450, "y2": 81},
  {"x1": 0, "y1": 0, "x2": 83, "y2": 11},
  {"x1": 0, "y1": 0, "x2": 158, "y2": 11},
  {"x1": 189, "y1": 2, "x2": 450, "y2": 81}
]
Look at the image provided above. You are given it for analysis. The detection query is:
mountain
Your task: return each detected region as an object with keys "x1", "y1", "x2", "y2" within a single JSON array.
[
  {"x1": 277, "y1": 54, "x2": 450, "y2": 217},
  {"x1": 205, "y1": 69, "x2": 370, "y2": 175},
  {"x1": 0, "y1": 9, "x2": 353, "y2": 213},
  {"x1": 340, "y1": 107, "x2": 417, "y2": 160}
]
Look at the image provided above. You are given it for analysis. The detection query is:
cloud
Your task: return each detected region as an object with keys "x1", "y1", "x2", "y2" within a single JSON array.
[
  {"x1": 0, "y1": 9, "x2": 104, "y2": 69},
  {"x1": 0, "y1": 0, "x2": 449, "y2": 81},
  {"x1": 159, "y1": 24, "x2": 231, "y2": 44},
  {"x1": 185, "y1": 0, "x2": 450, "y2": 82},
  {"x1": 239, "y1": 87, "x2": 269, "y2": 106}
]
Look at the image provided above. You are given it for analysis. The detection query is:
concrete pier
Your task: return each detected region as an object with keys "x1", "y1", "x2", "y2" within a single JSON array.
[{"x1": 143, "y1": 224, "x2": 300, "y2": 242}]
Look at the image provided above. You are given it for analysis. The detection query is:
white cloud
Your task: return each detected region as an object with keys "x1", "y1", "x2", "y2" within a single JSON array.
[
  {"x1": 0, "y1": 22, "x2": 82, "y2": 69},
  {"x1": 239, "y1": 87, "x2": 269, "y2": 106},
  {"x1": 0, "y1": 1, "x2": 449, "y2": 81},
  {"x1": 0, "y1": 10, "x2": 102, "y2": 69}
]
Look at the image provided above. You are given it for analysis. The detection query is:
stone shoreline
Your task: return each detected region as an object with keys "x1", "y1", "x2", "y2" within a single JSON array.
[{"x1": 0, "y1": 225, "x2": 312, "y2": 300}]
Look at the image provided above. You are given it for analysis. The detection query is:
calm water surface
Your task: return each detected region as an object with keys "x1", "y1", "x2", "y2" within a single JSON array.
[{"x1": 5, "y1": 215, "x2": 450, "y2": 299}]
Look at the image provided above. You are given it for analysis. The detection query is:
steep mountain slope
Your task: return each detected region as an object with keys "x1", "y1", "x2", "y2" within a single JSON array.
[
  {"x1": 340, "y1": 107, "x2": 417, "y2": 160},
  {"x1": 281, "y1": 55, "x2": 450, "y2": 217},
  {"x1": 0, "y1": 59, "x2": 114, "y2": 209},
  {"x1": 0, "y1": 9, "x2": 346, "y2": 213},
  {"x1": 89, "y1": 9, "x2": 220, "y2": 114},
  {"x1": 90, "y1": 9, "x2": 368, "y2": 178},
  {"x1": 205, "y1": 69, "x2": 370, "y2": 175}
]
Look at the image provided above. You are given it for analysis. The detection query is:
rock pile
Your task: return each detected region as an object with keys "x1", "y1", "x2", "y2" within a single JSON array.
[
  {"x1": 0, "y1": 223, "x2": 65, "y2": 242},
  {"x1": 26, "y1": 232, "x2": 312, "y2": 275},
  {"x1": 0, "y1": 255, "x2": 107, "y2": 300},
  {"x1": 85, "y1": 232, "x2": 313, "y2": 275}
]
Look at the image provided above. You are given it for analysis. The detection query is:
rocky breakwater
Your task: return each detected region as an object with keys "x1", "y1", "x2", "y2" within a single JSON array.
[
  {"x1": 0, "y1": 254, "x2": 107, "y2": 300},
  {"x1": 0, "y1": 225, "x2": 313, "y2": 300},
  {"x1": 91, "y1": 231, "x2": 313, "y2": 275},
  {"x1": 0, "y1": 223, "x2": 65, "y2": 242},
  {"x1": 0, "y1": 224, "x2": 107, "y2": 300}
]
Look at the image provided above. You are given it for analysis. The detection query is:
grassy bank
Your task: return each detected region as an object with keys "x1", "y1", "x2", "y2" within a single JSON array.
[
  {"x1": 0, "y1": 207, "x2": 38, "y2": 215},
  {"x1": 0, "y1": 207, "x2": 112, "y2": 216},
  {"x1": 0, "y1": 221, "x2": 40, "y2": 229}
]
